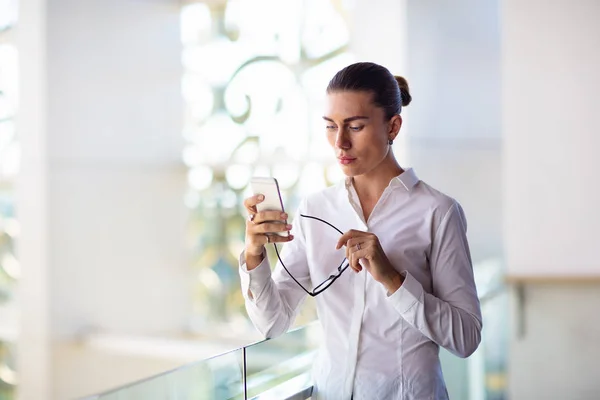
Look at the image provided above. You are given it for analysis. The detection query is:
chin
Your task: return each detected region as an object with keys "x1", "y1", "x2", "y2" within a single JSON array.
[{"x1": 339, "y1": 165, "x2": 363, "y2": 178}]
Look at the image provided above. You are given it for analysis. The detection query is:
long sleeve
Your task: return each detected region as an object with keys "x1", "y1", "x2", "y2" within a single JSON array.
[
  {"x1": 388, "y1": 201, "x2": 483, "y2": 358},
  {"x1": 239, "y1": 202, "x2": 311, "y2": 339}
]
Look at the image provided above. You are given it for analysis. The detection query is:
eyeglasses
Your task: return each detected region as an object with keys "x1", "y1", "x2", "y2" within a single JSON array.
[{"x1": 273, "y1": 214, "x2": 350, "y2": 297}]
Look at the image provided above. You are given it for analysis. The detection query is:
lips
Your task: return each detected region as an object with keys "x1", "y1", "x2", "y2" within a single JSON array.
[{"x1": 338, "y1": 156, "x2": 356, "y2": 165}]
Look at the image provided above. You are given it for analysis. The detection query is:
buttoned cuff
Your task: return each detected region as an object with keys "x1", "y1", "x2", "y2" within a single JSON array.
[
  {"x1": 388, "y1": 271, "x2": 424, "y2": 314},
  {"x1": 239, "y1": 249, "x2": 272, "y2": 302}
]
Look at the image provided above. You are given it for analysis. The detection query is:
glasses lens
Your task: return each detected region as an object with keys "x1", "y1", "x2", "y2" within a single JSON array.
[{"x1": 313, "y1": 275, "x2": 336, "y2": 293}]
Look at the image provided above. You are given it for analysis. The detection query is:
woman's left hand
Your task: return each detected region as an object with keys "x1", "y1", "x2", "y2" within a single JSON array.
[{"x1": 336, "y1": 230, "x2": 404, "y2": 293}]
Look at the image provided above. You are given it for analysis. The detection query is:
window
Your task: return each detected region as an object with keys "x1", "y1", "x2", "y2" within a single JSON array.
[{"x1": 180, "y1": 0, "x2": 354, "y2": 334}]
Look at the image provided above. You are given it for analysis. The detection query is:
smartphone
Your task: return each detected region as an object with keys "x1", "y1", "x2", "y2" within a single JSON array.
[{"x1": 250, "y1": 177, "x2": 289, "y2": 237}]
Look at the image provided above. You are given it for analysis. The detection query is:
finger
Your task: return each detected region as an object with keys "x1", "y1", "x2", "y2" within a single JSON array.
[
  {"x1": 345, "y1": 244, "x2": 356, "y2": 272},
  {"x1": 348, "y1": 250, "x2": 362, "y2": 272},
  {"x1": 345, "y1": 241, "x2": 350, "y2": 265},
  {"x1": 336, "y1": 229, "x2": 367, "y2": 250},
  {"x1": 264, "y1": 234, "x2": 295, "y2": 244},
  {"x1": 346, "y1": 238, "x2": 363, "y2": 249},
  {"x1": 343, "y1": 238, "x2": 366, "y2": 265},
  {"x1": 351, "y1": 248, "x2": 368, "y2": 272},
  {"x1": 253, "y1": 211, "x2": 288, "y2": 225},
  {"x1": 344, "y1": 236, "x2": 359, "y2": 262},
  {"x1": 243, "y1": 194, "x2": 264, "y2": 211},
  {"x1": 254, "y1": 222, "x2": 292, "y2": 234},
  {"x1": 346, "y1": 235, "x2": 378, "y2": 251}
]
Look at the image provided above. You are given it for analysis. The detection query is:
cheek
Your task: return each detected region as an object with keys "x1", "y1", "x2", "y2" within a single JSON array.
[
  {"x1": 358, "y1": 129, "x2": 387, "y2": 151},
  {"x1": 358, "y1": 136, "x2": 388, "y2": 162},
  {"x1": 326, "y1": 131, "x2": 336, "y2": 146}
]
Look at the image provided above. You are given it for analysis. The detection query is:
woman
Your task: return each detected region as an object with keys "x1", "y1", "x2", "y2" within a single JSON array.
[{"x1": 240, "y1": 62, "x2": 482, "y2": 400}]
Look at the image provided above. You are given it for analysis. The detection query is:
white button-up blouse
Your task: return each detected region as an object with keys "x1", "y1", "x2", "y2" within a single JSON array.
[{"x1": 239, "y1": 168, "x2": 482, "y2": 400}]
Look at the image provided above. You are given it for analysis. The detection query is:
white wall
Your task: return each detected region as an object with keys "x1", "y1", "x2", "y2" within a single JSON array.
[
  {"x1": 503, "y1": 0, "x2": 600, "y2": 399},
  {"x1": 509, "y1": 284, "x2": 600, "y2": 400},
  {"x1": 18, "y1": 0, "x2": 191, "y2": 399},
  {"x1": 503, "y1": 0, "x2": 600, "y2": 278}
]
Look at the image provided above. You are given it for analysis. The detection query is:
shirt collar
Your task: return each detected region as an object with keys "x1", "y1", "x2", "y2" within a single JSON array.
[
  {"x1": 392, "y1": 168, "x2": 420, "y2": 191},
  {"x1": 344, "y1": 168, "x2": 420, "y2": 193}
]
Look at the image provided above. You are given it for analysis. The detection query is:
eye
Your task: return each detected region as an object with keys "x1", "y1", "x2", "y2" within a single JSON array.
[
  {"x1": 325, "y1": 125, "x2": 337, "y2": 131},
  {"x1": 349, "y1": 125, "x2": 364, "y2": 132}
]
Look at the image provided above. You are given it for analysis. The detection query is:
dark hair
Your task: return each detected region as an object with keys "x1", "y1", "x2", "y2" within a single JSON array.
[{"x1": 326, "y1": 62, "x2": 412, "y2": 119}]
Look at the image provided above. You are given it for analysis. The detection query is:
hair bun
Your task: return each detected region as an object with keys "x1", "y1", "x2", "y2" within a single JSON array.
[{"x1": 394, "y1": 76, "x2": 412, "y2": 107}]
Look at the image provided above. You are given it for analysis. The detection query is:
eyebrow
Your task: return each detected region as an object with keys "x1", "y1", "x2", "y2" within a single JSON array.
[{"x1": 322, "y1": 116, "x2": 369, "y2": 123}]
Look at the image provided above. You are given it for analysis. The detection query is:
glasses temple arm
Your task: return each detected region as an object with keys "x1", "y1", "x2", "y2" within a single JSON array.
[
  {"x1": 299, "y1": 214, "x2": 344, "y2": 235},
  {"x1": 274, "y1": 243, "x2": 316, "y2": 297}
]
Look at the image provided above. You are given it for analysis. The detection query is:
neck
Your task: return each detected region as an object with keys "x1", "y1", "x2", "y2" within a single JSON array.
[{"x1": 352, "y1": 152, "x2": 404, "y2": 202}]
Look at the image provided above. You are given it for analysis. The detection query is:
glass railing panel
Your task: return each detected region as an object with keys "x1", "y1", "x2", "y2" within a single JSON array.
[
  {"x1": 441, "y1": 257, "x2": 508, "y2": 400},
  {"x1": 480, "y1": 290, "x2": 508, "y2": 400},
  {"x1": 84, "y1": 348, "x2": 245, "y2": 400},
  {"x1": 440, "y1": 349, "x2": 470, "y2": 399},
  {"x1": 102, "y1": 374, "x2": 170, "y2": 400},
  {"x1": 244, "y1": 323, "x2": 321, "y2": 399},
  {"x1": 167, "y1": 349, "x2": 245, "y2": 400}
]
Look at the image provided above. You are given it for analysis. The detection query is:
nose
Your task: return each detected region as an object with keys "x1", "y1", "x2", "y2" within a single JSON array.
[{"x1": 334, "y1": 128, "x2": 350, "y2": 150}]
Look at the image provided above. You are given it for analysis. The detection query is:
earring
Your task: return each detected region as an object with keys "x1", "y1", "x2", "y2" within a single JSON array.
[{"x1": 388, "y1": 139, "x2": 393, "y2": 145}]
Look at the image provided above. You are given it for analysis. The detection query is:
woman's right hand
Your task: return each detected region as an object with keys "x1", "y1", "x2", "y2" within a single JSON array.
[{"x1": 243, "y1": 194, "x2": 294, "y2": 270}]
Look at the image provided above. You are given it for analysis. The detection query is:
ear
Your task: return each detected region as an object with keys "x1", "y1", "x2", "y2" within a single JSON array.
[{"x1": 388, "y1": 115, "x2": 402, "y2": 142}]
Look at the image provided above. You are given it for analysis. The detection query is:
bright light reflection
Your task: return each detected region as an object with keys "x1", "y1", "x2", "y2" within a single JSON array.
[
  {"x1": 226, "y1": 0, "x2": 303, "y2": 64},
  {"x1": 326, "y1": 163, "x2": 345, "y2": 184},
  {"x1": 182, "y1": 40, "x2": 247, "y2": 86},
  {"x1": 272, "y1": 163, "x2": 300, "y2": 189},
  {"x1": 1, "y1": 253, "x2": 20, "y2": 280},
  {"x1": 0, "y1": 364, "x2": 17, "y2": 386},
  {"x1": 274, "y1": 86, "x2": 309, "y2": 161},
  {"x1": 0, "y1": 120, "x2": 15, "y2": 153},
  {"x1": 225, "y1": 61, "x2": 297, "y2": 130},
  {"x1": 302, "y1": 0, "x2": 350, "y2": 59},
  {"x1": 232, "y1": 140, "x2": 260, "y2": 164},
  {"x1": 188, "y1": 166, "x2": 213, "y2": 191},
  {"x1": 182, "y1": 144, "x2": 202, "y2": 167},
  {"x1": 198, "y1": 112, "x2": 246, "y2": 164},
  {"x1": 0, "y1": 0, "x2": 18, "y2": 30},
  {"x1": 225, "y1": 0, "x2": 284, "y2": 51},
  {"x1": 0, "y1": 141, "x2": 19, "y2": 177},
  {"x1": 226, "y1": 61, "x2": 310, "y2": 159},
  {"x1": 308, "y1": 110, "x2": 334, "y2": 161},
  {"x1": 228, "y1": 240, "x2": 246, "y2": 264},
  {"x1": 198, "y1": 267, "x2": 222, "y2": 292},
  {"x1": 1, "y1": 217, "x2": 19, "y2": 238},
  {"x1": 301, "y1": 52, "x2": 355, "y2": 99},
  {"x1": 253, "y1": 165, "x2": 270, "y2": 178},
  {"x1": 0, "y1": 95, "x2": 11, "y2": 120},
  {"x1": 226, "y1": 164, "x2": 251, "y2": 190},
  {"x1": 0, "y1": 45, "x2": 19, "y2": 110},
  {"x1": 182, "y1": 73, "x2": 213, "y2": 107},
  {"x1": 180, "y1": 3, "x2": 211, "y2": 45},
  {"x1": 221, "y1": 189, "x2": 238, "y2": 209},
  {"x1": 298, "y1": 162, "x2": 327, "y2": 193}
]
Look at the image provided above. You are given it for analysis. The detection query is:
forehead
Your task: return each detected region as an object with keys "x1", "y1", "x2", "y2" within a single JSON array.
[{"x1": 324, "y1": 90, "x2": 377, "y2": 118}]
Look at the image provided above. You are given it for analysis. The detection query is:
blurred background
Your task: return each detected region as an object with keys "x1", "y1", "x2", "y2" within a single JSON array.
[{"x1": 0, "y1": 0, "x2": 599, "y2": 399}]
